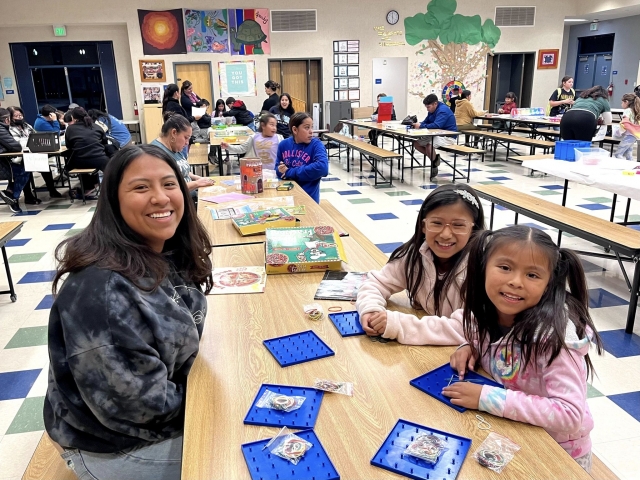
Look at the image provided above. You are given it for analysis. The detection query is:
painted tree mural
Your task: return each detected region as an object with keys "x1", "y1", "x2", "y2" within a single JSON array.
[{"x1": 404, "y1": 0, "x2": 501, "y2": 98}]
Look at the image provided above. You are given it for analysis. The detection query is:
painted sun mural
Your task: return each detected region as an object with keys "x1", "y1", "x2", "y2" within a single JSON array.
[{"x1": 138, "y1": 9, "x2": 187, "y2": 55}]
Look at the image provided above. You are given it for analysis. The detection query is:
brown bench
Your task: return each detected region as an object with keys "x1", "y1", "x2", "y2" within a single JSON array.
[
  {"x1": 21, "y1": 433, "x2": 75, "y2": 480},
  {"x1": 436, "y1": 143, "x2": 486, "y2": 182},
  {"x1": 67, "y1": 168, "x2": 98, "y2": 205},
  {"x1": 465, "y1": 130, "x2": 555, "y2": 161}
]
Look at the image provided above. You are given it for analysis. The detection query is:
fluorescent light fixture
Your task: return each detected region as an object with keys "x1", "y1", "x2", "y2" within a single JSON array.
[{"x1": 564, "y1": 18, "x2": 588, "y2": 22}]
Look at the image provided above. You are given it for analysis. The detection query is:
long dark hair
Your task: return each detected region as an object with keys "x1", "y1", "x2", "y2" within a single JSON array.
[
  {"x1": 389, "y1": 184, "x2": 484, "y2": 315},
  {"x1": 180, "y1": 80, "x2": 193, "y2": 95},
  {"x1": 265, "y1": 80, "x2": 280, "y2": 92},
  {"x1": 53, "y1": 144, "x2": 213, "y2": 295},
  {"x1": 505, "y1": 92, "x2": 517, "y2": 103},
  {"x1": 70, "y1": 107, "x2": 93, "y2": 128},
  {"x1": 276, "y1": 93, "x2": 295, "y2": 115},
  {"x1": 162, "y1": 84, "x2": 180, "y2": 113},
  {"x1": 87, "y1": 109, "x2": 112, "y2": 131},
  {"x1": 580, "y1": 85, "x2": 608, "y2": 100},
  {"x1": 215, "y1": 99, "x2": 226, "y2": 114},
  {"x1": 462, "y1": 226, "x2": 603, "y2": 378}
]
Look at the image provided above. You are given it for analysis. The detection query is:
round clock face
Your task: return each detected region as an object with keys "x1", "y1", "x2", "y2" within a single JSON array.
[{"x1": 387, "y1": 10, "x2": 399, "y2": 25}]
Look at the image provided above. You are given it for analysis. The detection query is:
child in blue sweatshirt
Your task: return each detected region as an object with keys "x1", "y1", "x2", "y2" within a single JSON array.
[{"x1": 276, "y1": 112, "x2": 328, "y2": 203}]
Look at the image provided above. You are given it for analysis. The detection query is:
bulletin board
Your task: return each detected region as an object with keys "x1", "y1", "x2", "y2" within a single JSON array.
[{"x1": 218, "y1": 60, "x2": 257, "y2": 97}]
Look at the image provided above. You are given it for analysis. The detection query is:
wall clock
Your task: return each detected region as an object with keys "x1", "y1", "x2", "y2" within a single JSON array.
[{"x1": 387, "y1": 10, "x2": 399, "y2": 25}]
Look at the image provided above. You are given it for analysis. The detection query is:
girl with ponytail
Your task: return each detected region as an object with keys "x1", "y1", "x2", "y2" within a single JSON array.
[
  {"x1": 615, "y1": 93, "x2": 640, "y2": 161},
  {"x1": 444, "y1": 225, "x2": 603, "y2": 472}
]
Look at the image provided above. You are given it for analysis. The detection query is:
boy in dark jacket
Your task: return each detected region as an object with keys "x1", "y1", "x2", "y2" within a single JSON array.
[{"x1": 223, "y1": 100, "x2": 254, "y2": 127}]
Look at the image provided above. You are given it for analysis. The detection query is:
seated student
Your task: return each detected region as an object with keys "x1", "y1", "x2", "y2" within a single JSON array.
[
  {"x1": 454, "y1": 90, "x2": 485, "y2": 131},
  {"x1": 45, "y1": 144, "x2": 214, "y2": 480},
  {"x1": 225, "y1": 97, "x2": 235, "y2": 110},
  {"x1": 194, "y1": 99, "x2": 212, "y2": 130},
  {"x1": 412, "y1": 94, "x2": 458, "y2": 180},
  {"x1": 213, "y1": 99, "x2": 227, "y2": 118},
  {"x1": 88, "y1": 109, "x2": 133, "y2": 148},
  {"x1": 446, "y1": 226, "x2": 603, "y2": 473},
  {"x1": 276, "y1": 112, "x2": 328, "y2": 203},
  {"x1": 56, "y1": 111, "x2": 67, "y2": 135},
  {"x1": 223, "y1": 99, "x2": 254, "y2": 127},
  {"x1": 493, "y1": 92, "x2": 517, "y2": 131},
  {"x1": 34, "y1": 104, "x2": 61, "y2": 132},
  {"x1": 356, "y1": 185, "x2": 484, "y2": 344},
  {"x1": 268, "y1": 93, "x2": 295, "y2": 138},
  {"x1": 369, "y1": 92, "x2": 396, "y2": 146},
  {"x1": 222, "y1": 113, "x2": 283, "y2": 170}
]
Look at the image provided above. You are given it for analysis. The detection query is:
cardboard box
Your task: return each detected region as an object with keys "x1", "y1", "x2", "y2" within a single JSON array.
[
  {"x1": 232, "y1": 208, "x2": 298, "y2": 236},
  {"x1": 265, "y1": 226, "x2": 348, "y2": 274}
]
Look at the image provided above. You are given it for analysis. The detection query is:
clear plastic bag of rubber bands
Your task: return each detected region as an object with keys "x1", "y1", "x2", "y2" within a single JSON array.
[
  {"x1": 473, "y1": 432, "x2": 520, "y2": 473},
  {"x1": 303, "y1": 303, "x2": 324, "y2": 321},
  {"x1": 404, "y1": 433, "x2": 449, "y2": 464},
  {"x1": 265, "y1": 427, "x2": 313, "y2": 465},
  {"x1": 313, "y1": 378, "x2": 354, "y2": 396},
  {"x1": 255, "y1": 390, "x2": 305, "y2": 412}
]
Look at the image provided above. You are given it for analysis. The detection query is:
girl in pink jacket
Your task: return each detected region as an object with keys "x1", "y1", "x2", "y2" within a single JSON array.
[
  {"x1": 356, "y1": 184, "x2": 485, "y2": 345},
  {"x1": 445, "y1": 226, "x2": 603, "y2": 472}
]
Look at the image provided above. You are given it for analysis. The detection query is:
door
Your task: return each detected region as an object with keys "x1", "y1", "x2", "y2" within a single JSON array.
[
  {"x1": 575, "y1": 55, "x2": 595, "y2": 91},
  {"x1": 269, "y1": 59, "x2": 322, "y2": 115},
  {"x1": 174, "y1": 63, "x2": 214, "y2": 103},
  {"x1": 372, "y1": 57, "x2": 408, "y2": 120},
  {"x1": 489, "y1": 53, "x2": 535, "y2": 110},
  {"x1": 594, "y1": 54, "x2": 612, "y2": 87}
]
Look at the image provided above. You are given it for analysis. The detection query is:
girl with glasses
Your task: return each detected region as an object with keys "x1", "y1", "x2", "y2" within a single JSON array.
[{"x1": 356, "y1": 184, "x2": 484, "y2": 344}]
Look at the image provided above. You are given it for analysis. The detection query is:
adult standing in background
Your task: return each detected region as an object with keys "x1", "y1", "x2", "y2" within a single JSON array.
[
  {"x1": 549, "y1": 76, "x2": 575, "y2": 117},
  {"x1": 560, "y1": 85, "x2": 612, "y2": 141},
  {"x1": 179, "y1": 81, "x2": 203, "y2": 122},
  {"x1": 261, "y1": 80, "x2": 280, "y2": 113},
  {"x1": 162, "y1": 84, "x2": 193, "y2": 123}
]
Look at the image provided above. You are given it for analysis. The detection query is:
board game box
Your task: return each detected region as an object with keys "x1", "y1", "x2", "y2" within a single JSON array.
[
  {"x1": 232, "y1": 207, "x2": 298, "y2": 236},
  {"x1": 265, "y1": 226, "x2": 347, "y2": 274}
]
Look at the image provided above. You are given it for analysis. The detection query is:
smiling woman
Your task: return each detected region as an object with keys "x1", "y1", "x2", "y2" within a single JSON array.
[{"x1": 44, "y1": 144, "x2": 213, "y2": 480}]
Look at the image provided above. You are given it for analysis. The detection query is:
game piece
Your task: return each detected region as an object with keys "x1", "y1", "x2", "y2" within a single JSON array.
[
  {"x1": 313, "y1": 379, "x2": 354, "y2": 396},
  {"x1": 473, "y1": 432, "x2": 520, "y2": 473}
]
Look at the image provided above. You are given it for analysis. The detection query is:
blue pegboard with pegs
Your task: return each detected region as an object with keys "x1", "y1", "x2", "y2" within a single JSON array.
[
  {"x1": 370, "y1": 419, "x2": 471, "y2": 480},
  {"x1": 244, "y1": 384, "x2": 324, "y2": 428},
  {"x1": 410, "y1": 363, "x2": 503, "y2": 413},
  {"x1": 241, "y1": 428, "x2": 340, "y2": 480},
  {"x1": 328, "y1": 311, "x2": 365, "y2": 337},
  {"x1": 263, "y1": 330, "x2": 335, "y2": 367}
]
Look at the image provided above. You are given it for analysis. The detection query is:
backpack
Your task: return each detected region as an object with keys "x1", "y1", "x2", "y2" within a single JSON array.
[{"x1": 547, "y1": 88, "x2": 575, "y2": 116}]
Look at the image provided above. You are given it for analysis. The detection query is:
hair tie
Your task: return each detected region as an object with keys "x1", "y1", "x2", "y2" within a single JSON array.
[{"x1": 453, "y1": 189, "x2": 480, "y2": 209}]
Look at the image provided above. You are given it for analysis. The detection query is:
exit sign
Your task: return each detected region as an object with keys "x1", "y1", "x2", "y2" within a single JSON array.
[{"x1": 53, "y1": 25, "x2": 66, "y2": 37}]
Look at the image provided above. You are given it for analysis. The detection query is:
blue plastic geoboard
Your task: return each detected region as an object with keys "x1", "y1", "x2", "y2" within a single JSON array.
[
  {"x1": 328, "y1": 311, "x2": 365, "y2": 337},
  {"x1": 263, "y1": 330, "x2": 335, "y2": 367},
  {"x1": 410, "y1": 363, "x2": 503, "y2": 413},
  {"x1": 244, "y1": 384, "x2": 325, "y2": 428},
  {"x1": 241, "y1": 428, "x2": 340, "y2": 480},
  {"x1": 371, "y1": 419, "x2": 471, "y2": 480}
]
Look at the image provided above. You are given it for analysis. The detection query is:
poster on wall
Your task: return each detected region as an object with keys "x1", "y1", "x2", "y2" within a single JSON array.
[
  {"x1": 184, "y1": 9, "x2": 229, "y2": 53},
  {"x1": 138, "y1": 9, "x2": 187, "y2": 55},
  {"x1": 139, "y1": 60, "x2": 166, "y2": 82},
  {"x1": 228, "y1": 9, "x2": 270, "y2": 55},
  {"x1": 219, "y1": 61, "x2": 257, "y2": 97},
  {"x1": 142, "y1": 84, "x2": 164, "y2": 104}
]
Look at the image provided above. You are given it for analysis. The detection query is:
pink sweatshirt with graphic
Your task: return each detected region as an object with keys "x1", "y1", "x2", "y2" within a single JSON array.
[
  {"x1": 474, "y1": 319, "x2": 594, "y2": 460},
  {"x1": 355, "y1": 242, "x2": 466, "y2": 345}
]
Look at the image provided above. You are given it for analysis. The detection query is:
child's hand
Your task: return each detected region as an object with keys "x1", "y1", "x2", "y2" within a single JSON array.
[
  {"x1": 441, "y1": 382, "x2": 482, "y2": 409},
  {"x1": 361, "y1": 311, "x2": 386, "y2": 336},
  {"x1": 277, "y1": 162, "x2": 288, "y2": 175},
  {"x1": 368, "y1": 311, "x2": 387, "y2": 335},
  {"x1": 450, "y1": 345, "x2": 477, "y2": 379},
  {"x1": 498, "y1": 109, "x2": 504, "y2": 114},
  {"x1": 220, "y1": 141, "x2": 229, "y2": 149}
]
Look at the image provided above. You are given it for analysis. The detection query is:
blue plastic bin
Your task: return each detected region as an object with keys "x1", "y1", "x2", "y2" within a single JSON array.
[{"x1": 554, "y1": 140, "x2": 591, "y2": 161}]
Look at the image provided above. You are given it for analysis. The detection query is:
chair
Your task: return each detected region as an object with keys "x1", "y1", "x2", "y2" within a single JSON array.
[{"x1": 67, "y1": 168, "x2": 98, "y2": 205}]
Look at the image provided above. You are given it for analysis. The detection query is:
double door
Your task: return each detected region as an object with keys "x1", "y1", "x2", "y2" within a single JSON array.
[
  {"x1": 574, "y1": 54, "x2": 612, "y2": 91},
  {"x1": 268, "y1": 59, "x2": 322, "y2": 115}
]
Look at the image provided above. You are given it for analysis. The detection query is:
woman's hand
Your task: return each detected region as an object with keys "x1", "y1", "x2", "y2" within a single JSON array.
[
  {"x1": 194, "y1": 177, "x2": 215, "y2": 188},
  {"x1": 442, "y1": 382, "x2": 482, "y2": 409},
  {"x1": 361, "y1": 311, "x2": 387, "y2": 336},
  {"x1": 565, "y1": 99, "x2": 575, "y2": 105},
  {"x1": 450, "y1": 344, "x2": 477, "y2": 379},
  {"x1": 278, "y1": 162, "x2": 288, "y2": 176}
]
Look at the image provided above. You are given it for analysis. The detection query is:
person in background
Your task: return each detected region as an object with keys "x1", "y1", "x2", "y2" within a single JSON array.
[
  {"x1": 225, "y1": 97, "x2": 235, "y2": 110},
  {"x1": 369, "y1": 93, "x2": 396, "y2": 146},
  {"x1": 269, "y1": 93, "x2": 295, "y2": 138},
  {"x1": 56, "y1": 111, "x2": 67, "y2": 135},
  {"x1": 213, "y1": 99, "x2": 227, "y2": 118},
  {"x1": 615, "y1": 93, "x2": 640, "y2": 161},
  {"x1": 0, "y1": 108, "x2": 28, "y2": 213},
  {"x1": 222, "y1": 113, "x2": 283, "y2": 170},
  {"x1": 194, "y1": 99, "x2": 212, "y2": 130},
  {"x1": 356, "y1": 185, "x2": 484, "y2": 344},
  {"x1": 162, "y1": 84, "x2": 194, "y2": 123},
  {"x1": 223, "y1": 100, "x2": 254, "y2": 127},
  {"x1": 261, "y1": 80, "x2": 280, "y2": 113},
  {"x1": 448, "y1": 86, "x2": 461, "y2": 114},
  {"x1": 45, "y1": 144, "x2": 213, "y2": 480},
  {"x1": 88, "y1": 109, "x2": 133, "y2": 148},
  {"x1": 276, "y1": 112, "x2": 328, "y2": 203},
  {"x1": 455, "y1": 90, "x2": 485, "y2": 132},
  {"x1": 412, "y1": 94, "x2": 458, "y2": 180},
  {"x1": 447, "y1": 226, "x2": 603, "y2": 473},
  {"x1": 64, "y1": 107, "x2": 110, "y2": 197},
  {"x1": 180, "y1": 80, "x2": 203, "y2": 122},
  {"x1": 151, "y1": 113, "x2": 215, "y2": 198},
  {"x1": 560, "y1": 86, "x2": 612, "y2": 141},
  {"x1": 34, "y1": 104, "x2": 61, "y2": 132},
  {"x1": 549, "y1": 76, "x2": 575, "y2": 117},
  {"x1": 497, "y1": 92, "x2": 517, "y2": 115}
]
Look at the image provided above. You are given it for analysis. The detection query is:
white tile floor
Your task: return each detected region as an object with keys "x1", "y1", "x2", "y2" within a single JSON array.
[{"x1": 1, "y1": 139, "x2": 640, "y2": 479}]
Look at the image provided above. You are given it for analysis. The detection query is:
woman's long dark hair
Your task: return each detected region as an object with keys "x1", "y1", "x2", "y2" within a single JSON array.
[
  {"x1": 53, "y1": 144, "x2": 213, "y2": 295},
  {"x1": 276, "y1": 93, "x2": 295, "y2": 115},
  {"x1": 580, "y1": 85, "x2": 608, "y2": 100},
  {"x1": 389, "y1": 184, "x2": 484, "y2": 315},
  {"x1": 70, "y1": 107, "x2": 93, "y2": 128},
  {"x1": 462, "y1": 226, "x2": 603, "y2": 378},
  {"x1": 87, "y1": 109, "x2": 112, "y2": 131},
  {"x1": 180, "y1": 80, "x2": 193, "y2": 96},
  {"x1": 162, "y1": 84, "x2": 180, "y2": 113}
]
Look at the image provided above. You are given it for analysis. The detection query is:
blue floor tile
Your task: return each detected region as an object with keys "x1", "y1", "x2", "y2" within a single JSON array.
[
  {"x1": 35, "y1": 294, "x2": 54, "y2": 310},
  {"x1": 588, "y1": 288, "x2": 629, "y2": 308},
  {"x1": 599, "y1": 330, "x2": 640, "y2": 358},
  {"x1": 608, "y1": 391, "x2": 640, "y2": 421},
  {"x1": 43, "y1": 223, "x2": 75, "y2": 231},
  {"x1": 438, "y1": 173, "x2": 453, "y2": 177},
  {"x1": 6, "y1": 239, "x2": 31, "y2": 247},
  {"x1": 337, "y1": 190, "x2": 361, "y2": 196},
  {"x1": 18, "y1": 270, "x2": 57, "y2": 284},
  {"x1": 368, "y1": 213, "x2": 399, "y2": 220},
  {"x1": 399, "y1": 199, "x2": 424, "y2": 206},
  {"x1": 540, "y1": 185, "x2": 566, "y2": 190},
  {"x1": 487, "y1": 176, "x2": 512, "y2": 181},
  {"x1": 375, "y1": 242, "x2": 403, "y2": 254},
  {"x1": 508, "y1": 222, "x2": 548, "y2": 231},
  {"x1": 0, "y1": 369, "x2": 42, "y2": 401},
  {"x1": 495, "y1": 205, "x2": 508, "y2": 211},
  {"x1": 13, "y1": 211, "x2": 41, "y2": 217},
  {"x1": 577, "y1": 203, "x2": 610, "y2": 211},
  {"x1": 321, "y1": 177, "x2": 341, "y2": 182},
  {"x1": 419, "y1": 184, "x2": 438, "y2": 190},
  {"x1": 347, "y1": 182, "x2": 367, "y2": 187}
]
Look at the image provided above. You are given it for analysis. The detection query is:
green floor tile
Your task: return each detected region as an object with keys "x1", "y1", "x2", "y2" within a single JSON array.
[
  {"x1": 45, "y1": 204, "x2": 72, "y2": 210},
  {"x1": 384, "y1": 191, "x2": 411, "y2": 197},
  {"x1": 8, "y1": 253, "x2": 46, "y2": 263},
  {"x1": 88, "y1": 207, "x2": 97, "y2": 212},
  {"x1": 4, "y1": 326, "x2": 48, "y2": 349},
  {"x1": 583, "y1": 197, "x2": 612, "y2": 204},
  {"x1": 478, "y1": 181, "x2": 503, "y2": 185},
  {"x1": 533, "y1": 190, "x2": 562, "y2": 196},
  {"x1": 616, "y1": 214, "x2": 640, "y2": 222},
  {"x1": 486, "y1": 169, "x2": 509, "y2": 173},
  {"x1": 320, "y1": 188, "x2": 335, "y2": 193},
  {"x1": 586, "y1": 383, "x2": 604, "y2": 399},
  {"x1": 348, "y1": 198, "x2": 374, "y2": 204},
  {"x1": 65, "y1": 228, "x2": 85, "y2": 237},
  {"x1": 6, "y1": 397, "x2": 45, "y2": 434}
]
